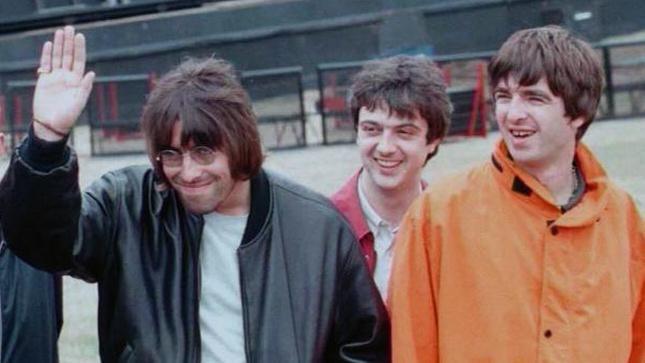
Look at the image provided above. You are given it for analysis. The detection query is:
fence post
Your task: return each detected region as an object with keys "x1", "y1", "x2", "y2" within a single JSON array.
[
  {"x1": 296, "y1": 72, "x2": 307, "y2": 146},
  {"x1": 602, "y1": 46, "x2": 615, "y2": 118},
  {"x1": 316, "y1": 66, "x2": 328, "y2": 145}
]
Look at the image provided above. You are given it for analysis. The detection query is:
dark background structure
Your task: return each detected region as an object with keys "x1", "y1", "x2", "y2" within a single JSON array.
[
  {"x1": 1, "y1": 0, "x2": 643, "y2": 82},
  {"x1": 1, "y1": 0, "x2": 644, "y2": 153}
]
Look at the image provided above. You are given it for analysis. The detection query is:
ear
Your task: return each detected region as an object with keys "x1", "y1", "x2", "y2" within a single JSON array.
[
  {"x1": 570, "y1": 116, "x2": 585, "y2": 130},
  {"x1": 425, "y1": 138, "x2": 441, "y2": 156}
]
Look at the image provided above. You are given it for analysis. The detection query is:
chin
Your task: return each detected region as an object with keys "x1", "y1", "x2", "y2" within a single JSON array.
[
  {"x1": 188, "y1": 205, "x2": 217, "y2": 215},
  {"x1": 181, "y1": 198, "x2": 218, "y2": 215},
  {"x1": 374, "y1": 179, "x2": 404, "y2": 191}
]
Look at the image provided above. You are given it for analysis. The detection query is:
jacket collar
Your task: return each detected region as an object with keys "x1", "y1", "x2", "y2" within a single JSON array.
[
  {"x1": 151, "y1": 169, "x2": 170, "y2": 216},
  {"x1": 241, "y1": 169, "x2": 271, "y2": 246},
  {"x1": 150, "y1": 168, "x2": 271, "y2": 241},
  {"x1": 331, "y1": 168, "x2": 427, "y2": 239},
  {"x1": 332, "y1": 170, "x2": 372, "y2": 240},
  {"x1": 490, "y1": 139, "x2": 609, "y2": 226}
]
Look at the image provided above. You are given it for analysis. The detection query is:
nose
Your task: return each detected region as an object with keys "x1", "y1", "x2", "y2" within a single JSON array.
[
  {"x1": 505, "y1": 97, "x2": 528, "y2": 123},
  {"x1": 375, "y1": 131, "x2": 396, "y2": 154},
  {"x1": 179, "y1": 153, "x2": 202, "y2": 182}
]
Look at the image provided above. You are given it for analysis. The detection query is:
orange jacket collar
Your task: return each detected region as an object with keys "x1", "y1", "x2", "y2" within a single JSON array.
[{"x1": 490, "y1": 139, "x2": 609, "y2": 227}]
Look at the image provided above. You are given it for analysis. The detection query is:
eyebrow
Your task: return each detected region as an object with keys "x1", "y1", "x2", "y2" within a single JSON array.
[
  {"x1": 492, "y1": 85, "x2": 551, "y2": 99},
  {"x1": 493, "y1": 85, "x2": 509, "y2": 93},
  {"x1": 521, "y1": 89, "x2": 552, "y2": 99},
  {"x1": 396, "y1": 123, "x2": 422, "y2": 130},
  {"x1": 359, "y1": 120, "x2": 421, "y2": 129}
]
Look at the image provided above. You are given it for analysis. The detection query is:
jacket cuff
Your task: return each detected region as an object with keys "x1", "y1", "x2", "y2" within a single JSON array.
[{"x1": 18, "y1": 124, "x2": 71, "y2": 172}]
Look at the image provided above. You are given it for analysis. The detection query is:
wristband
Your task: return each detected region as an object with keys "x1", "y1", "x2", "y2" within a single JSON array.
[{"x1": 32, "y1": 118, "x2": 70, "y2": 138}]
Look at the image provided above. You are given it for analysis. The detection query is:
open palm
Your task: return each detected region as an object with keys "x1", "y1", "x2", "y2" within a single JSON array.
[{"x1": 33, "y1": 26, "x2": 94, "y2": 134}]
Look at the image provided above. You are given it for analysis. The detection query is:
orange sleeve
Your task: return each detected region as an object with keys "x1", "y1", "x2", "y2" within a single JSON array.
[
  {"x1": 631, "y1": 282, "x2": 645, "y2": 363},
  {"x1": 388, "y1": 195, "x2": 439, "y2": 363}
]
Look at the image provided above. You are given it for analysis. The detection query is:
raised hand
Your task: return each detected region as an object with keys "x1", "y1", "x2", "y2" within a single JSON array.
[{"x1": 32, "y1": 26, "x2": 95, "y2": 141}]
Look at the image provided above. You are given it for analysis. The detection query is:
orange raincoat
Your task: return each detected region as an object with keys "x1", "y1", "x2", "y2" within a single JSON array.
[{"x1": 389, "y1": 140, "x2": 645, "y2": 363}]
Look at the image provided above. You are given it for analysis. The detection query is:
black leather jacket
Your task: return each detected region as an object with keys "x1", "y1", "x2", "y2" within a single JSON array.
[{"x1": 0, "y1": 136, "x2": 389, "y2": 362}]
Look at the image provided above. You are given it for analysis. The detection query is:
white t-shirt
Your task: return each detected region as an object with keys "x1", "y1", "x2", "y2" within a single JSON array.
[{"x1": 199, "y1": 212, "x2": 248, "y2": 363}]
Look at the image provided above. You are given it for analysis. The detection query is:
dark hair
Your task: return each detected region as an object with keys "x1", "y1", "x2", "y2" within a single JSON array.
[
  {"x1": 140, "y1": 57, "x2": 263, "y2": 184},
  {"x1": 488, "y1": 25, "x2": 604, "y2": 140},
  {"x1": 350, "y1": 55, "x2": 452, "y2": 161}
]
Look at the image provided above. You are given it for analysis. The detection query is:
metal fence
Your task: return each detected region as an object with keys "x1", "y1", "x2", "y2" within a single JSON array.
[
  {"x1": 316, "y1": 61, "x2": 363, "y2": 145},
  {"x1": 2, "y1": 79, "x2": 76, "y2": 149},
  {"x1": 316, "y1": 56, "x2": 491, "y2": 145},
  {"x1": 86, "y1": 74, "x2": 152, "y2": 156},
  {"x1": 599, "y1": 39, "x2": 645, "y2": 119},
  {"x1": 241, "y1": 66, "x2": 307, "y2": 150},
  {"x1": 1, "y1": 38, "x2": 644, "y2": 154},
  {"x1": 435, "y1": 55, "x2": 491, "y2": 138},
  {"x1": 2, "y1": 80, "x2": 34, "y2": 149}
]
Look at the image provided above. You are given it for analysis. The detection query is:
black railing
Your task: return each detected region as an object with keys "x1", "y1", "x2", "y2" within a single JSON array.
[
  {"x1": 596, "y1": 38, "x2": 645, "y2": 119},
  {"x1": 241, "y1": 66, "x2": 307, "y2": 150},
  {"x1": 316, "y1": 56, "x2": 491, "y2": 145},
  {"x1": 2, "y1": 79, "x2": 76, "y2": 149},
  {"x1": 316, "y1": 61, "x2": 364, "y2": 145},
  {"x1": 2, "y1": 38, "x2": 644, "y2": 154},
  {"x1": 2, "y1": 80, "x2": 35, "y2": 149},
  {"x1": 86, "y1": 74, "x2": 151, "y2": 156}
]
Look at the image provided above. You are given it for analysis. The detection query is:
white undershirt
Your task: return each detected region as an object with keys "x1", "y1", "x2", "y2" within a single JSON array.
[
  {"x1": 199, "y1": 212, "x2": 248, "y2": 363},
  {"x1": 357, "y1": 183, "x2": 398, "y2": 300}
]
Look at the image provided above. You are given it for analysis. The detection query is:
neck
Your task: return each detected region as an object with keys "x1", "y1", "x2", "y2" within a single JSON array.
[
  {"x1": 521, "y1": 153, "x2": 576, "y2": 206},
  {"x1": 216, "y1": 179, "x2": 251, "y2": 216},
  {"x1": 359, "y1": 172, "x2": 422, "y2": 226}
]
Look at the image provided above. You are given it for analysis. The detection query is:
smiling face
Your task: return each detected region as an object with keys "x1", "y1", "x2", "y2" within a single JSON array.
[
  {"x1": 162, "y1": 122, "x2": 250, "y2": 215},
  {"x1": 493, "y1": 76, "x2": 584, "y2": 173},
  {"x1": 357, "y1": 105, "x2": 439, "y2": 193}
]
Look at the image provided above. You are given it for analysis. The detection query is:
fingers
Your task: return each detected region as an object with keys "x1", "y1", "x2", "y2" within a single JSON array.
[
  {"x1": 62, "y1": 26, "x2": 75, "y2": 70},
  {"x1": 39, "y1": 41, "x2": 53, "y2": 74},
  {"x1": 72, "y1": 33, "x2": 86, "y2": 77},
  {"x1": 51, "y1": 28, "x2": 64, "y2": 69},
  {"x1": 46, "y1": 26, "x2": 89, "y2": 77},
  {"x1": 79, "y1": 71, "x2": 96, "y2": 103}
]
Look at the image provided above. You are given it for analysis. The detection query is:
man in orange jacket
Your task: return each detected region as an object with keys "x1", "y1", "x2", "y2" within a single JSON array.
[{"x1": 389, "y1": 25, "x2": 644, "y2": 362}]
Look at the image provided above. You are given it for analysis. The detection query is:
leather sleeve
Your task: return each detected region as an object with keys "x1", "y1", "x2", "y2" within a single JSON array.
[
  {"x1": 0, "y1": 147, "x2": 117, "y2": 282},
  {"x1": 334, "y1": 229, "x2": 390, "y2": 363}
]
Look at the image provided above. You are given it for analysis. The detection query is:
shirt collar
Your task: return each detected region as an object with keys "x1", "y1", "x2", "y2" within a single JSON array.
[
  {"x1": 358, "y1": 180, "x2": 383, "y2": 231},
  {"x1": 357, "y1": 175, "x2": 399, "y2": 234}
]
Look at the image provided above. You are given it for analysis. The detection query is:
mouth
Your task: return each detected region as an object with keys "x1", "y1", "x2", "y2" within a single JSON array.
[
  {"x1": 175, "y1": 181, "x2": 213, "y2": 194},
  {"x1": 509, "y1": 129, "x2": 536, "y2": 139},
  {"x1": 374, "y1": 158, "x2": 402, "y2": 169}
]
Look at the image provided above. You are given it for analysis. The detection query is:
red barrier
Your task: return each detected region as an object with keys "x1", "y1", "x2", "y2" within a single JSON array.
[{"x1": 465, "y1": 62, "x2": 487, "y2": 137}]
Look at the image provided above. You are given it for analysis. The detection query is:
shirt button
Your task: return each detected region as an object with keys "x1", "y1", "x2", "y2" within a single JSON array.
[
  {"x1": 544, "y1": 329, "x2": 552, "y2": 338},
  {"x1": 550, "y1": 226, "x2": 559, "y2": 236}
]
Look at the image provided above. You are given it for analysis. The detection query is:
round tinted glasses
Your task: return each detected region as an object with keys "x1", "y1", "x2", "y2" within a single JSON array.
[{"x1": 156, "y1": 146, "x2": 217, "y2": 167}]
